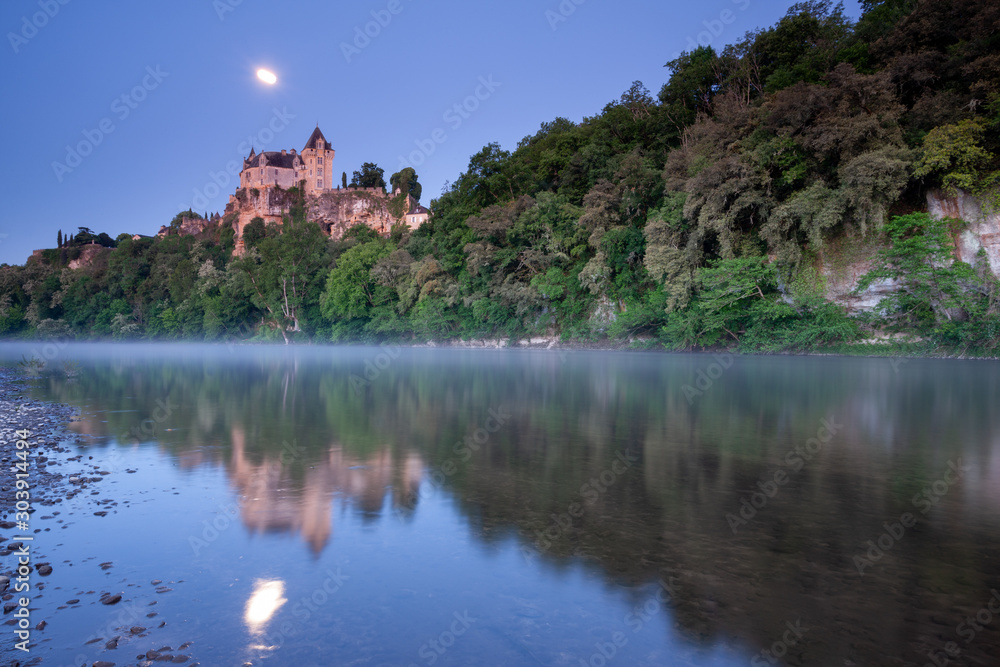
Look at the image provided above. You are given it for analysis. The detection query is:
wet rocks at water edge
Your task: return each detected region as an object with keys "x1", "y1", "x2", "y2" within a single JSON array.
[
  {"x1": 0, "y1": 367, "x2": 81, "y2": 513},
  {"x1": 0, "y1": 366, "x2": 179, "y2": 663}
]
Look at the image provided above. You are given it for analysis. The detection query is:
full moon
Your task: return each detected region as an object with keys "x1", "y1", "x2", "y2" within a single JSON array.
[{"x1": 256, "y1": 68, "x2": 277, "y2": 85}]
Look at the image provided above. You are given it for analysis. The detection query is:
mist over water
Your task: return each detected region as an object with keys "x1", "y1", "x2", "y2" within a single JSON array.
[{"x1": 2, "y1": 342, "x2": 999, "y2": 665}]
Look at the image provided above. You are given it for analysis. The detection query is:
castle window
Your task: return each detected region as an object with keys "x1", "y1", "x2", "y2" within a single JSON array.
[
  {"x1": 318, "y1": 157, "x2": 323, "y2": 165},
  {"x1": 318, "y1": 168, "x2": 323, "y2": 176},
  {"x1": 317, "y1": 179, "x2": 322, "y2": 188}
]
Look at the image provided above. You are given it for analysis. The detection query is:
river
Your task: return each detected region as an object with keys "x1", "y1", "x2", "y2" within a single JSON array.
[{"x1": 1, "y1": 343, "x2": 998, "y2": 666}]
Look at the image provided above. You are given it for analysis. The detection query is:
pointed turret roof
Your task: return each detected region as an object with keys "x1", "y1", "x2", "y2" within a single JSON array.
[{"x1": 304, "y1": 125, "x2": 331, "y2": 151}]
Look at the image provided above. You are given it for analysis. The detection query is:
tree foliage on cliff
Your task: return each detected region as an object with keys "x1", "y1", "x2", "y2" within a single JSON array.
[
  {"x1": 4, "y1": 0, "x2": 999, "y2": 351},
  {"x1": 350, "y1": 162, "x2": 387, "y2": 191}
]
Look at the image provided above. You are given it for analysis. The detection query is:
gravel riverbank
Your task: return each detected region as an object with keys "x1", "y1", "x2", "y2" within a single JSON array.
[
  {"x1": 0, "y1": 366, "x2": 83, "y2": 522},
  {"x1": 0, "y1": 366, "x2": 199, "y2": 667}
]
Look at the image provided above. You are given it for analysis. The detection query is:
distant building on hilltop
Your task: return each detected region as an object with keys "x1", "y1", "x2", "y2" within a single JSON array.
[
  {"x1": 220, "y1": 124, "x2": 431, "y2": 253},
  {"x1": 239, "y1": 125, "x2": 336, "y2": 197}
]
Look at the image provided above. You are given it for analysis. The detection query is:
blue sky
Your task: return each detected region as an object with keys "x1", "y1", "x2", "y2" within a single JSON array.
[{"x1": 0, "y1": 0, "x2": 862, "y2": 266}]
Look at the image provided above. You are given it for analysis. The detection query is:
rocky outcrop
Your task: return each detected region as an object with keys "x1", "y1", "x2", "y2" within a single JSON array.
[
  {"x1": 816, "y1": 233, "x2": 895, "y2": 313},
  {"x1": 817, "y1": 189, "x2": 999, "y2": 311},
  {"x1": 225, "y1": 187, "x2": 300, "y2": 237},
  {"x1": 307, "y1": 188, "x2": 401, "y2": 239},
  {"x1": 224, "y1": 186, "x2": 414, "y2": 254},
  {"x1": 156, "y1": 215, "x2": 220, "y2": 239},
  {"x1": 927, "y1": 188, "x2": 1000, "y2": 277},
  {"x1": 67, "y1": 244, "x2": 111, "y2": 270}
]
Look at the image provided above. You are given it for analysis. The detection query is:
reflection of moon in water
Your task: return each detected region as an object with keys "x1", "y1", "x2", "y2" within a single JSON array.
[{"x1": 244, "y1": 579, "x2": 287, "y2": 634}]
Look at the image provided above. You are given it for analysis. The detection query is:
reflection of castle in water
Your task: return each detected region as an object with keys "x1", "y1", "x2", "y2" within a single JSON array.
[
  {"x1": 61, "y1": 395, "x2": 427, "y2": 556},
  {"x1": 227, "y1": 426, "x2": 424, "y2": 554},
  {"x1": 40, "y1": 352, "x2": 1000, "y2": 666}
]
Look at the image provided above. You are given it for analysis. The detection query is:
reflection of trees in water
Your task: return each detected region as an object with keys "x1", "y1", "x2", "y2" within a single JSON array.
[{"x1": 39, "y1": 350, "x2": 1000, "y2": 664}]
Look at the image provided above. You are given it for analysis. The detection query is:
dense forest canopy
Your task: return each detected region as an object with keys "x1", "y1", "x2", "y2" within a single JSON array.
[{"x1": 3, "y1": 0, "x2": 1000, "y2": 352}]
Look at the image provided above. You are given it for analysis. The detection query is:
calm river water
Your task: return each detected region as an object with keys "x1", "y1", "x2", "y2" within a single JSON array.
[{"x1": 1, "y1": 343, "x2": 999, "y2": 666}]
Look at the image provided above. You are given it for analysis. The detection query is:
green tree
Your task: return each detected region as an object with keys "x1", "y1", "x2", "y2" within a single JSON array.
[
  {"x1": 659, "y1": 46, "x2": 720, "y2": 131},
  {"x1": 390, "y1": 167, "x2": 422, "y2": 202},
  {"x1": 242, "y1": 217, "x2": 271, "y2": 249},
  {"x1": 856, "y1": 213, "x2": 994, "y2": 344},
  {"x1": 914, "y1": 120, "x2": 999, "y2": 199},
  {"x1": 231, "y1": 215, "x2": 332, "y2": 343},
  {"x1": 350, "y1": 162, "x2": 386, "y2": 190},
  {"x1": 320, "y1": 238, "x2": 392, "y2": 324}
]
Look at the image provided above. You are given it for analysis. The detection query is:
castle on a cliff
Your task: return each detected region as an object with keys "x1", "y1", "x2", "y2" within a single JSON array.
[
  {"x1": 239, "y1": 126, "x2": 336, "y2": 196},
  {"x1": 220, "y1": 126, "x2": 429, "y2": 252}
]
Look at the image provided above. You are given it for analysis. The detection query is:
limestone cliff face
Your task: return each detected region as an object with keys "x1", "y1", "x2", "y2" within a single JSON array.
[
  {"x1": 156, "y1": 215, "x2": 220, "y2": 239},
  {"x1": 816, "y1": 189, "x2": 999, "y2": 312},
  {"x1": 224, "y1": 186, "x2": 411, "y2": 253},
  {"x1": 66, "y1": 244, "x2": 111, "y2": 270},
  {"x1": 926, "y1": 188, "x2": 1000, "y2": 276},
  {"x1": 307, "y1": 189, "x2": 400, "y2": 239},
  {"x1": 224, "y1": 187, "x2": 300, "y2": 238},
  {"x1": 816, "y1": 234, "x2": 897, "y2": 313}
]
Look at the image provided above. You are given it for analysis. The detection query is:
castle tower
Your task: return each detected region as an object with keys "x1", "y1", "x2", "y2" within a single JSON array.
[
  {"x1": 240, "y1": 147, "x2": 256, "y2": 189},
  {"x1": 300, "y1": 126, "x2": 335, "y2": 196}
]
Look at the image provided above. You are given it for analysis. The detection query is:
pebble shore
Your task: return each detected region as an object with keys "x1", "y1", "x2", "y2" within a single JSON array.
[{"x1": 0, "y1": 366, "x2": 199, "y2": 667}]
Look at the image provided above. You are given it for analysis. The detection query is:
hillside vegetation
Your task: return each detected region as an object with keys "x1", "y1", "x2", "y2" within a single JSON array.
[{"x1": 3, "y1": 0, "x2": 1000, "y2": 352}]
